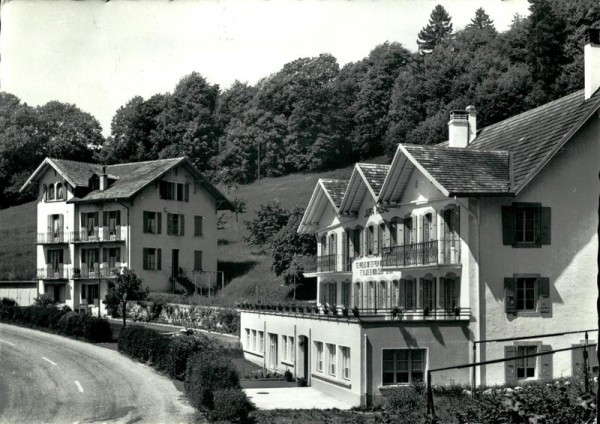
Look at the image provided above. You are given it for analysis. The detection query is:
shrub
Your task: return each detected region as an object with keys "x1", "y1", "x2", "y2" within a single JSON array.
[
  {"x1": 117, "y1": 325, "x2": 169, "y2": 366},
  {"x1": 210, "y1": 388, "x2": 252, "y2": 422},
  {"x1": 184, "y1": 349, "x2": 240, "y2": 411},
  {"x1": 34, "y1": 293, "x2": 55, "y2": 308},
  {"x1": 284, "y1": 369, "x2": 293, "y2": 382},
  {"x1": 383, "y1": 383, "x2": 427, "y2": 423},
  {"x1": 1, "y1": 297, "x2": 17, "y2": 307},
  {"x1": 56, "y1": 312, "x2": 112, "y2": 342},
  {"x1": 163, "y1": 334, "x2": 215, "y2": 380}
]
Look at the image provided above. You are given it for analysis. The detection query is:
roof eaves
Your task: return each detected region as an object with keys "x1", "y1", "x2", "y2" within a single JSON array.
[
  {"x1": 398, "y1": 145, "x2": 451, "y2": 197},
  {"x1": 513, "y1": 95, "x2": 600, "y2": 195}
]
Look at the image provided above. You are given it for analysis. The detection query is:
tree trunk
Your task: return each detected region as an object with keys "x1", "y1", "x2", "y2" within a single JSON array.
[{"x1": 122, "y1": 302, "x2": 127, "y2": 327}]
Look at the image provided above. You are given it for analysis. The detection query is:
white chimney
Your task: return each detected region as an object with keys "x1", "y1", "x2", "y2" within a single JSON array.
[
  {"x1": 99, "y1": 166, "x2": 108, "y2": 191},
  {"x1": 466, "y1": 105, "x2": 477, "y2": 143},
  {"x1": 585, "y1": 28, "x2": 600, "y2": 100},
  {"x1": 448, "y1": 110, "x2": 469, "y2": 148}
]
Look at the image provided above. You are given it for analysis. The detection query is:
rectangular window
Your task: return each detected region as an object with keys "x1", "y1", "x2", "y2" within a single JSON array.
[
  {"x1": 327, "y1": 343, "x2": 336, "y2": 376},
  {"x1": 107, "y1": 247, "x2": 120, "y2": 269},
  {"x1": 167, "y1": 213, "x2": 185, "y2": 236},
  {"x1": 258, "y1": 331, "x2": 264, "y2": 353},
  {"x1": 245, "y1": 329, "x2": 250, "y2": 347},
  {"x1": 421, "y1": 278, "x2": 435, "y2": 310},
  {"x1": 194, "y1": 216, "x2": 204, "y2": 237},
  {"x1": 341, "y1": 281, "x2": 351, "y2": 308},
  {"x1": 47, "y1": 249, "x2": 64, "y2": 272},
  {"x1": 282, "y1": 336, "x2": 288, "y2": 361},
  {"x1": 193, "y1": 251, "x2": 203, "y2": 272},
  {"x1": 367, "y1": 226, "x2": 375, "y2": 255},
  {"x1": 81, "y1": 284, "x2": 99, "y2": 305},
  {"x1": 382, "y1": 349, "x2": 425, "y2": 385},
  {"x1": 353, "y1": 228, "x2": 362, "y2": 257},
  {"x1": 143, "y1": 248, "x2": 161, "y2": 271},
  {"x1": 316, "y1": 342, "x2": 323, "y2": 372},
  {"x1": 502, "y1": 203, "x2": 551, "y2": 247},
  {"x1": 160, "y1": 181, "x2": 186, "y2": 201},
  {"x1": 516, "y1": 345, "x2": 537, "y2": 378},
  {"x1": 252, "y1": 330, "x2": 257, "y2": 351},
  {"x1": 105, "y1": 210, "x2": 121, "y2": 236},
  {"x1": 143, "y1": 211, "x2": 161, "y2": 234},
  {"x1": 341, "y1": 346, "x2": 351, "y2": 380},
  {"x1": 516, "y1": 278, "x2": 537, "y2": 311},
  {"x1": 289, "y1": 337, "x2": 294, "y2": 363},
  {"x1": 404, "y1": 278, "x2": 416, "y2": 310},
  {"x1": 403, "y1": 217, "x2": 413, "y2": 245}
]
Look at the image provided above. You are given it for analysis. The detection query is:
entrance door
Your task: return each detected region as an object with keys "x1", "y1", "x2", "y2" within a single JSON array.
[
  {"x1": 297, "y1": 335, "x2": 309, "y2": 379},
  {"x1": 172, "y1": 249, "x2": 179, "y2": 278},
  {"x1": 269, "y1": 333, "x2": 278, "y2": 370}
]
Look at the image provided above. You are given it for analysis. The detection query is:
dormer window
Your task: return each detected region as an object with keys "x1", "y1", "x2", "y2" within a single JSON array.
[
  {"x1": 48, "y1": 184, "x2": 55, "y2": 200},
  {"x1": 90, "y1": 175, "x2": 99, "y2": 191}
]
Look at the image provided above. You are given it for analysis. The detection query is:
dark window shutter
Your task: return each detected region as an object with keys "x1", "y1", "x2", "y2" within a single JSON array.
[
  {"x1": 103, "y1": 248, "x2": 107, "y2": 263},
  {"x1": 440, "y1": 277, "x2": 446, "y2": 309},
  {"x1": 103, "y1": 211, "x2": 108, "y2": 227},
  {"x1": 116, "y1": 247, "x2": 121, "y2": 262},
  {"x1": 539, "y1": 277, "x2": 550, "y2": 314},
  {"x1": 143, "y1": 248, "x2": 148, "y2": 270},
  {"x1": 94, "y1": 212, "x2": 99, "y2": 229},
  {"x1": 81, "y1": 249, "x2": 87, "y2": 263},
  {"x1": 184, "y1": 183, "x2": 189, "y2": 202},
  {"x1": 398, "y1": 279, "x2": 406, "y2": 308},
  {"x1": 81, "y1": 213, "x2": 87, "y2": 230},
  {"x1": 157, "y1": 249, "x2": 161, "y2": 270},
  {"x1": 159, "y1": 181, "x2": 167, "y2": 199},
  {"x1": 419, "y1": 278, "x2": 424, "y2": 309},
  {"x1": 504, "y1": 277, "x2": 516, "y2": 314},
  {"x1": 540, "y1": 345, "x2": 553, "y2": 381},
  {"x1": 116, "y1": 210, "x2": 121, "y2": 226},
  {"x1": 180, "y1": 214, "x2": 185, "y2": 236},
  {"x1": 505, "y1": 346, "x2": 517, "y2": 384},
  {"x1": 157, "y1": 212, "x2": 162, "y2": 234},
  {"x1": 455, "y1": 276, "x2": 461, "y2": 309},
  {"x1": 501, "y1": 206, "x2": 517, "y2": 245},
  {"x1": 194, "y1": 251, "x2": 203, "y2": 271},
  {"x1": 143, "y1": 211, "x2": 148, "y2": 233},
  {"x1": 540, "y1": 207, "x2": 551, "y2": 245}
]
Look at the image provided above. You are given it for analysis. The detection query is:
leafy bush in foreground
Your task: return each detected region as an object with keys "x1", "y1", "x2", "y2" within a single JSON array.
[
  {"x1": 56, "y1": 311, "x2": 113, "y2": 343},
  {"x1": 210, "y1": 388, "x2": 252, "y2": 423}
]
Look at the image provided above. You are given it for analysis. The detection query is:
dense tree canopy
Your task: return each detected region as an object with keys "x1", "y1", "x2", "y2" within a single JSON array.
[{"x1": 1, "y1": 1, "x2": 597, "y2": 209}]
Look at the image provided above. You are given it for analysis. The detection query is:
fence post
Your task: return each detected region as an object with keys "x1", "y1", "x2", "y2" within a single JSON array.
[
  {"x1": 427, "y1": 371, "x2": 436, "y2": 423},
  {"x1": 471, "y1": 342, "x2": 476, "y2": 397},
  {"x1": 584, "y1": 331, "x2": 589, "y2": 393}
]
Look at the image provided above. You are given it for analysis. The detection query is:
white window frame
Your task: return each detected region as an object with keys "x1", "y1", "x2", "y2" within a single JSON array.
[
  {"x1": 315, "y1": 341, "x2": 323, "y2": 373},
  {"x1": 341, "y1": 346, "x2": 351, "y2": 380},
  {"x1": 327, "y1": 343, "x2": 336, "y2": 376},
  {"x1": 382, "y1": 348, "x2": 426, "y2": 386}
]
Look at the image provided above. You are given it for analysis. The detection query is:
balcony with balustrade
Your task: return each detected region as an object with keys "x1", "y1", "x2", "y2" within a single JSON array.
[
  {"x1": 71, "y1": 265, "x2": 121, "y2": 279},
  {"x1": 36, "y1": 230, "x2": 69, "y2": 244},
  {"x1": 71, "y1": 226, "x2": 126, "y2": 243},
  {"x1": 381, "y1": 239, "x2": 461, "y2": 268},
  {"x1": 37, "y1": 266, "x2": 68, "y2": 280},
  {"x1": 303, "y1": 254, "x2": 352, "y2": 276}
]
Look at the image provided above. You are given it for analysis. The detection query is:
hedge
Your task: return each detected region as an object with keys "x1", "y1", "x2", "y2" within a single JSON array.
[
  {"x1": 0, "y1": 304, "x2": 112, "y2": 343},
  {"x1": 210, "y1": 388, "x2": 251, "y2": 423},
  {"x1": 184, "y1": 349, "x2": 241, "y2": 411}
]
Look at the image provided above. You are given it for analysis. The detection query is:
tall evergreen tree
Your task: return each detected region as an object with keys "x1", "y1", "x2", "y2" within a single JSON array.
[
  {"x1": 417, "y1": 4, "x2": 453, "y2": 53},
  {"x1": 467, "y1": 8, "x2": 495, "y2": 30},
  {"x1": 527, "y1": 0, "x2": 567, "y2": 93}
]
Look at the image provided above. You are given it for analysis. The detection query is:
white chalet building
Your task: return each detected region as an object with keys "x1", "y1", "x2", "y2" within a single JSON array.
[
  {"x1": 240, "y1": 31, "x2": 600, "y2": 406},
  {"x1": 20, "y1": 157, "x2": 232, "y2": 316}
]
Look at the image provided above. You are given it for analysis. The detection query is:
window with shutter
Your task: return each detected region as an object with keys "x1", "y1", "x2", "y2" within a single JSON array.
[
  {"x1": 157, "y1": 248, "x2": 161, "y2": 270},
  {"x1": 194, "y1": 216, "x2": 203, "y2": 237},
  {"x1": 180, "y1": 214, "x2": 185, "y2": 236},
  {"x1": 504, "y1": 277, "x2": 516, "y2": 314},
  {"x1": 502, "y1": 203, "x2": 551, "y2": 247},
  {"x1": 184, "y1": 183, "x2": 189, "y2": 202},
  {"x1": 157, "y1": 212, "x2": 162, "y2": 234},
  {"x1": 540, "y1": 345, "x2": 553, "y2": 381},
  {"x1": 505, "y1": 345, "x2": 517, "y2": 384},
  {"x1": 194, "y1": 250, "x2": 203, "y2": 271}
]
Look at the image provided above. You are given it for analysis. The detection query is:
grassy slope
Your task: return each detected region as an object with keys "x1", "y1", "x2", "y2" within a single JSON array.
[{"x1": 0, "y1": 157, "x2": 390, "y2": 305}]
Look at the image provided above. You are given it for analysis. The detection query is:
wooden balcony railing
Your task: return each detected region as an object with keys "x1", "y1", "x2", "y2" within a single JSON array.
[{"x1": 382, "y1": 240, "x2": 460, "y2": 267}]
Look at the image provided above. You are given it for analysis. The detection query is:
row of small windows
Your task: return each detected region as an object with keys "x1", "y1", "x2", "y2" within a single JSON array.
[
  {"x1": 315, "y1": 341, "x2": 351, "y2": 380},
  {"x1": 322, "y1": 273, "x2": 460, "y2": 311},
  {"x1": 143, "y1": 211, "x2": 203, "y2": 237},
  {"x1": 42, "y1": 183, "x2": 65, "y2": 201},
  {"x1": 142, "y1": 248, "x2": 203, "y2": 272},
  {"x1": 320, "y1": 206, "x2": 460, "y2": 258}
]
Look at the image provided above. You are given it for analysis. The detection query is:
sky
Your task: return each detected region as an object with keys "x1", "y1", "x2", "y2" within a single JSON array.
[{"x1": 0, "y1": 0, "x2": 531, "y2": 136}]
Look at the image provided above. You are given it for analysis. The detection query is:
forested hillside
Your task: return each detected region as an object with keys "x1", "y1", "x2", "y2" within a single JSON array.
[{"x1": 1, "y1": 1, "x2": 598, "y2": 210}]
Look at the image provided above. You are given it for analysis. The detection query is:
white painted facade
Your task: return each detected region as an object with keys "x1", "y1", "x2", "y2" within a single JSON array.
[{"x1": 29, "y1": 158, "x2": 228, "y2": 316}]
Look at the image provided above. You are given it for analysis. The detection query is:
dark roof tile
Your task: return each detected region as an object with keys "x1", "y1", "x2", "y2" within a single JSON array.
[
  {"x1": 321, "y1": 179, "x2": 348, "y2": 207},
  {"x1": 357, "y1": 163, "x2": 390, "y2": 196}
]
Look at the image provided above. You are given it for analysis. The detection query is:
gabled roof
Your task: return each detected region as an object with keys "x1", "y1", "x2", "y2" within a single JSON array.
[
  {"x1": 467, "y1": 89, "x2": 600, "y2": 194},
  {"x1": 298, "y1": 179, "x2": 349, "y2": 234},
  {"x1": 401, "y1": 145, "x2": 511, "y2": 196},
  {"x1": 338, "y1": 163, "x2": 390, "y2": 215},
  {"x1": 21, "y1": 157, "x2": 233, "y2": 210}
]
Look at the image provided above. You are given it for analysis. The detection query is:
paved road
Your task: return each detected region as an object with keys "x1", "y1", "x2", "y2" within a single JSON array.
[{"x1": 0, "y1": 323, "x2": 196, "y2": 424}]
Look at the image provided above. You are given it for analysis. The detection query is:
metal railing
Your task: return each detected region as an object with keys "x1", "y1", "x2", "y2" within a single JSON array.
[
  {"x1": 304, "y1": 254, "x2": 352, "y2": 273},
  {"x1": 382, "y1": 239, "x2": 460, "y2": 267},
  {"x1": 36, "y1": 231, "x2": 69, "y2": 244},
  {"x1": 71, "y1": 265, "x2": 120, "y2": 279},
  {"x1": 37, "y1": 266, "x2": 67, "y2": 279},
  {"x1": 71, "y1": 227, "x2": 126, "y2": 242}
]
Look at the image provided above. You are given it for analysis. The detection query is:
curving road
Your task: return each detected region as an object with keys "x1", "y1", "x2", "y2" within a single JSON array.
[{"x1": 0, "y1": 323, "x2": 196, "y2": 424}]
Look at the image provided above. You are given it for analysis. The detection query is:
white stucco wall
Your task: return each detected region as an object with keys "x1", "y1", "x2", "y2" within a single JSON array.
[{"x1": 478, "y1": 116, "x2": 599, "y2": 385}]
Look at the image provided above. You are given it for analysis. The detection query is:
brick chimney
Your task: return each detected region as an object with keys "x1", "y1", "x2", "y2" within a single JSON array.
[
  {"x1": 585, "y1": 28, "x2": 600, "y2": 100},
  {"x1": 99, "y1": 166, "x2": 108, "y2": 191},
  {"x1": 448, "y1": 106, "x2": 477, "y2": 148}
]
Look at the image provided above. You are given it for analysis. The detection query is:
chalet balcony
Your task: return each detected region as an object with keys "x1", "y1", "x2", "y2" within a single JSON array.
[
  {"x1": 37, "y1": 266, "x2": 67, "y2": 279},
  {"x1": 71, "y1": 226, "x2": 126, "y2": 243},
  {"x1": 303, "y1": 254, "x2": 352, "y2": 274},
  {"x1": 71, "y1": 265, "x2": 121, "y2": 279},
  {"x1": 36, "y1": 231, "x2": 69, "y2": 244},
  {"x1": 381, "y1": 240, "x2": 460, "y2": 268}
]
